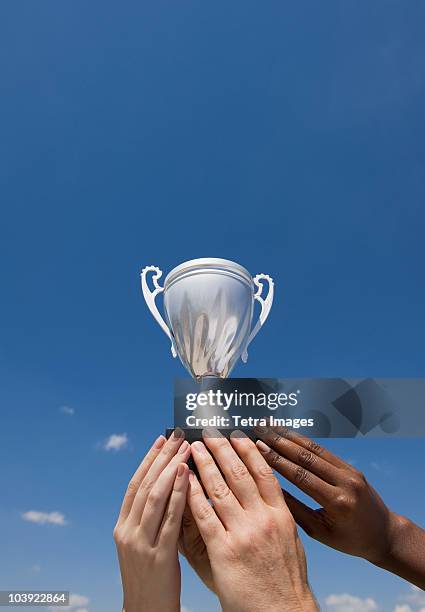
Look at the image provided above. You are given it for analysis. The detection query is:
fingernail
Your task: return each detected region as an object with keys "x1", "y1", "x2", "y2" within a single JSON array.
[
  {"x1": 257, "y1": 440, "x2": 271, "y2": 454},
  {"x1": 203, "y1": 427, "x2": 222, "y2": 439},
  {"x1": 191, "y1": 441, "x2": 207, "y2": 454},
  {"x1": 178, "y1": 440, "x2": 189, "y2": 454},
  {"x1": 188, "y1": 470, "x2": 196, "y2": 483},
  {"x1": 153, "y1": 435, "x2": 166, "y2": 449},
  {"x1": 230, "y1": 429, "x2": 247, "y2": 440},
  {"x1": 173, "y1": 427, "x2": 184, "y2": 439},
  {"x1": 177, "y1": 463, "x2": 186, "y2": 477}
]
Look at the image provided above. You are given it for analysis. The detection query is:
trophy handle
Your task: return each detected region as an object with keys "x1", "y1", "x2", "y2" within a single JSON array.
[
  {"x1": 241, "y1": 273, "x2": 274, "y2": 363},
  {"x1": 140, "y1": 266, "x2": 177, "y2": 357}
]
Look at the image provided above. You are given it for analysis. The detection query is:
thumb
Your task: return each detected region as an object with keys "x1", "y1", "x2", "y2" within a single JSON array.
[{"x1": 282, "y1": 489, "x2": 323, "y2": 539}]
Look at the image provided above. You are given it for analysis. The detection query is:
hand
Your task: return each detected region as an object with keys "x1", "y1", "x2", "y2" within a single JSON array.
[
  {"x1": 178, "y1": 503, "x2": 215, "y2": 593},
  {"x1": 188, "y1": 430, "x2": 318, "y2": 612},
  {"x1": 254, "y1": 426, "x2": 425, "y2": 589},
  {"x1": 114, "y1": 430, "x2": 191, "y2": 612}
]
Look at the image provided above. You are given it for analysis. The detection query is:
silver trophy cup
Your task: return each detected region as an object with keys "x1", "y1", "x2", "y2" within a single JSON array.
[{"x1": 141, "y1": 258, "x2": 274, "y2": 380}]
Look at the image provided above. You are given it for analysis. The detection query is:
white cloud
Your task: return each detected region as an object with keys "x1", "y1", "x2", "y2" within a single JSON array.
[
  {"x1": 49, "y1": 593, "x2": 89, "y2": 611},
  {"x1": 102, "y1": 433, "x2": 129, "y2": 452},
  {"x1": 70, "y1": 595, "x2": 89, "y2": 605},
  {"x1": 325, "y1": 590, "x2": 425, "y2": 612},
  {"x1": 60, "y1": 405, "x2": 75, "y2": 415},
  {"x1": 21, "y1": 511, "x2": 67, "y2": 526},
  {"x1": 181, "y1": 607, "x2": 190, "y2": 612},
  {"x1": 325, "y1": 593, "x2": 378, "y2": 612}
]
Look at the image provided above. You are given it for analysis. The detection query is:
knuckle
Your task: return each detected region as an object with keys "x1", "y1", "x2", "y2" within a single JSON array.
[
  {"x1": 163, "y1": 445, "x2": 174, "y2": 456},
  {"x1": 147, "y1": 489, "x2": 162, "y2": 507},
  {"x1": 195, "y1": 501, "x2": 214, "y2": 522},
  {"x1": 173, "y1": 478, "x2": 185, "y2": 493},
  {"x1": 115, "y1": 527, "x2": 131, "y2": 547},
  {"x1": 121, "y1": 533, "x2": 133, "y2": 548},
  {"x1": 212, "y1": 479, "x2": 231, "y2": 501},
  {"x1": 274, "y1": 426, "x2": 290, "y2": 439},
  {"x1": 201, "y1": 454, "x2": 215, "y2": 469},
  {"x1": 257, "y1": 462, "x2": 275, "y2": 480},
  {"x1": 113, "y1": 525, "x2": 121, "y2": 543},
  {"x1": 346, "y1": 474, "x2": 365, "y2": 493},
  {"x1": 190, "y1": 484, "x2": 203, "y2": 499},
  {"x1": 140, "y1": 478, "x2": 153, "y2": 496},
  {"x1": 155, "y1": 548, "x2": 169, "y2": 566},
  {"x1": 237, "y1": 529, "x2": 256, "y2": 553},
  {"x1": 268, "y1": 450, "x2": 283, "y2": 469},
  {"x1": 125, "y1": 480, "x2": 139, "y2": 496},
  {"x1": 270, "y1": 432, "x2": 283, "y2": 447},
  {"x1": 297, "y1": 448, "x2": 316, "y2": 469},
  {"x1": 351, "y1": 468, "x2": 367, "y2": 482},
  {"x1": 306, "y1": 439, "x2": 324, "y2": 456},
  {"x1": 294, "y1": 466, "x2": 309, "y2": 486},
  {"x1": 335, "y1": 493, "x2": 354, "y2": 512},
  {"x1": 230, "y1": 461, "x2": 249, "y2": 481},
  {"x1": 214, "y1": 437, "x2": 229, "y2": 449}
]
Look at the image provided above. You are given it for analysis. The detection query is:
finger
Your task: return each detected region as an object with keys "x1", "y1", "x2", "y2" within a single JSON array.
[
  {"x1": 128, "y1": 439, "x2": 190, "y2": 527},
  {"x1": 179, "y1": 503, "x2": 206, "y2": 558},
  {"x1": 256, "y1": 425, "x2": 349, "y2": 471},
  {"x1": 203, "y1": 429, "x2": 260, "y2": 508},
  {"x1": 139, "y1": 455, "x2": 187, "y2": 542},
  {"x1": 125, "y1": 428, "x2": 186, "y2": 524},
  {"x1": 229, "y1": 431, "x2": 285, "y2": 508},
  {"x1": 191, "y1": 441, "x2": 243, "y2": 528},
  {"x1": 158, "y1": 463, "x2": 190, "y2": 546},
  {"x1": 256, "y1": 440, "x2": 335, "y2": 507},
  {"x1": 142, "y1": 428, "x2": 187, "y2": 484},
  {"x1": 117, "y1": 435, "x2": 166, "y2": 524},
  {"x1": 254, "y1": 426, "x2": 342, "y2": 485},
  {"x1": 187, "y1": 470, "x2": 224, "y2": 546},
  {"x1": 281, "y1": 489, "x2": 324, "y2": 540}
]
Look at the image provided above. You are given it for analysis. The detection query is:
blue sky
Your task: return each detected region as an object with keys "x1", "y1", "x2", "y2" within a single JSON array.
[{"x1": 1, "y1": 1, "x2": 425, "y2": 611}]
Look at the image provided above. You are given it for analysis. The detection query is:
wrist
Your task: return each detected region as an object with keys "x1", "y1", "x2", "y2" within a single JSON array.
[
  {"x1": 221, "y1": 592, "x2": 317, "y2": 612},
  {"x1": 368, "y1": 511, "x2": 410, "y2": 567},
  {"x1": 124, "y1": 599, "x2": 180, "y2": 612}
]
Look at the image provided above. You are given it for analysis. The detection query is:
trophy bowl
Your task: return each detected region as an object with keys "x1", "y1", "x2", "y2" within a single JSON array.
[{"x1": 141, "y1": 258, "x2": 274, "y2": 380}]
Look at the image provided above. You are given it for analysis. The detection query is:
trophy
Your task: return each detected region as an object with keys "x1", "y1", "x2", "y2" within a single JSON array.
[{"x1": 141, "y1": 258, "x2": 274, "y2": 440}]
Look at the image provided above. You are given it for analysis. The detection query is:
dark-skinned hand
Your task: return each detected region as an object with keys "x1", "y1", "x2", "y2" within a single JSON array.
[{"x1": 254, "y1": 426, "x2": 425, "y2": 590}]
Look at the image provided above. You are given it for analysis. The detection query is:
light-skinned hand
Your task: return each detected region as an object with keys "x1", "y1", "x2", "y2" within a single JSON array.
[
  {"x1": 114, "y1": 430, "x2": 191, "y2": 612},
  {"x1": 187, "y1": 429, "x2": 318, "y2": 612}
]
